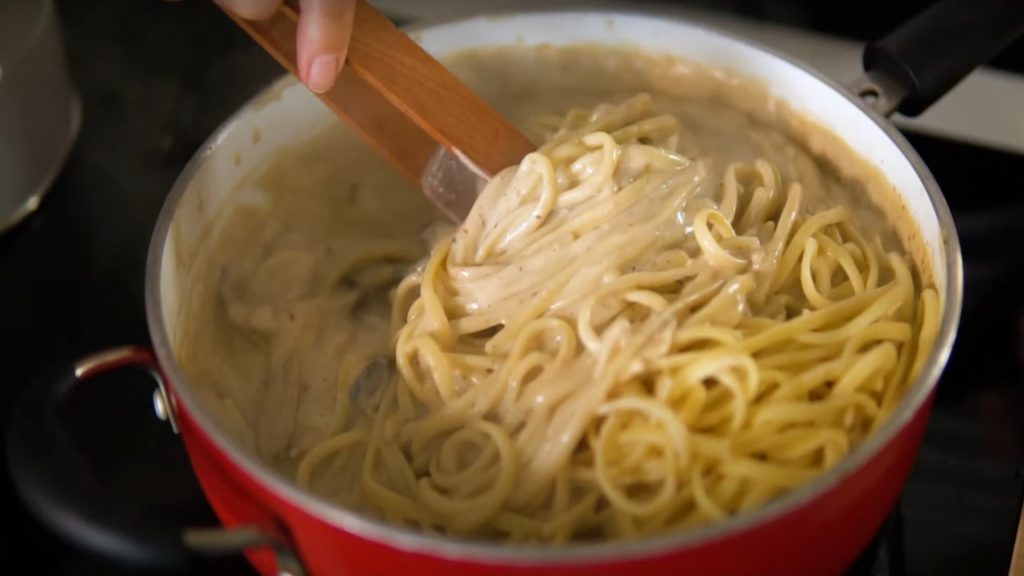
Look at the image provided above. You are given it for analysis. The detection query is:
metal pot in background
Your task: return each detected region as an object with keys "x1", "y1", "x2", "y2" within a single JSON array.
[{"x1": 0, "y1": 0, "x2": 80, "y2": 233}]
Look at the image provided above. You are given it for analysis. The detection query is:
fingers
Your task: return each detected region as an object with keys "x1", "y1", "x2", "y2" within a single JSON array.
[
  {"x1": 214, "y1": 0, "x2": 355, "y2": 95},
  {"x1": 213, "y1": 0, "x2": 282, "y2": 21},
  {"x1": 297, "y1": 0, "x2": 355, "y2": 93}
]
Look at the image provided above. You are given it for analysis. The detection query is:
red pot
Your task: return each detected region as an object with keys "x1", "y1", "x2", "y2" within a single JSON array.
[{"x1": 23, "y1": 3, "x2": 1024, "y2": 574}]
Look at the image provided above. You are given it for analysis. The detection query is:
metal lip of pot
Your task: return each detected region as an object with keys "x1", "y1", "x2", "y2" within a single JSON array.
[{"x1": 144, "y1": 7, "x2": 963, "y2": 566}]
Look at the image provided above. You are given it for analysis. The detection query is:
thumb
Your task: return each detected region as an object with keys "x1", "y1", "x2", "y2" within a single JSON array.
[{"x1": 297, "y1": 0, "x2": 356, "y2": 94}]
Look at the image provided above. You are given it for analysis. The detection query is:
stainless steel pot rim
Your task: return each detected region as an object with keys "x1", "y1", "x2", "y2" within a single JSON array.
[
  {"x1": 144, "y1": 8, "x2": 963, "y2": 565},
  {"x1": 0, "y1": 0, "x2": 81, "y2": 236},
  {"x1": 0, "y1": 95, "x2": 81, "y2": 235}
]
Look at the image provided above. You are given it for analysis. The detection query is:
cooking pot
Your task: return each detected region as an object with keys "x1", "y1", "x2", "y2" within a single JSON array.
[
  {"x1": 0, "y1": 0, "x2": 79, "y2": 233},
  {"x1": 11, "y1": 2, "x2": 1024, "y2": 575}
]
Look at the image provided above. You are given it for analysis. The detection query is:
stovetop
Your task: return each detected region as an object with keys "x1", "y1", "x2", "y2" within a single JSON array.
[{"x1": 2, "y1": 1, "x2": 1022, "y2": 575}]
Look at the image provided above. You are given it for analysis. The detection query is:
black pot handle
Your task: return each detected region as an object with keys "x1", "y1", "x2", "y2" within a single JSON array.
[
  {"x1": 860, "y1": 0, "x2": 1024, "y2": 117},
  {"x1": 6, "y1": 346, "x2": 193, "y2": 570},
  {"x1": 7, "y1": 346, "x2": 308, "y2": 573}
]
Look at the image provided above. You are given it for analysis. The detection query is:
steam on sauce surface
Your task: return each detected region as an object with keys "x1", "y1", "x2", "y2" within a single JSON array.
[{"x1": 177, "y1": 45, "x2": 937, "y2": 542}]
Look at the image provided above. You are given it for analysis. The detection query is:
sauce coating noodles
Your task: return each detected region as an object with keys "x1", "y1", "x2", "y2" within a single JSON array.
[
  {"x1": 178, "y1": 47, "x2": 938, "y2": 544},
  {"x1": 306, "y1": 95, "x2": 937, "y2": 540}
]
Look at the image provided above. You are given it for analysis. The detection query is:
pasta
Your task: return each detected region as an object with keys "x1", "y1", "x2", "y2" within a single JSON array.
[
  {"x1": 293, "y1": 94, "x2": 939, "y2": 541},
  {"x1": 178, "y1": 46, "x2": 940, "y2": 545}
]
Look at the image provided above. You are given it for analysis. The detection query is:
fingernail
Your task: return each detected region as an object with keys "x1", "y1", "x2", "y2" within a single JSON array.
[{"x1": 308, "y1": 55, "x2": 340, "y2": 94}]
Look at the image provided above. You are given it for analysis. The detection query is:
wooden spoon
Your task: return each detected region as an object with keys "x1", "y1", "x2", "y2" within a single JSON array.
[
  {"x1": 1010, "y1": 502, "x2": 1024, "y2": 575},
  {"x1": 220, "y1": 0, "x2": 536, "y2": 222}
]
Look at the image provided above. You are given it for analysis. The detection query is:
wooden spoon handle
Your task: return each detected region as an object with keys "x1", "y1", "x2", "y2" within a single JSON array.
[
  {"x1": 1011, "y1": 501, "x2": 1024, "y2": 575},
  {"x1": 222, "y1": 1, "x2": 534, "y2": 186}
]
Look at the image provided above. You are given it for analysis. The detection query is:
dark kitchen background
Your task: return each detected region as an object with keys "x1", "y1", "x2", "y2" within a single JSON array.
[{"x1": 1, "y1": 1, "x2": 1021, "y2": 574}]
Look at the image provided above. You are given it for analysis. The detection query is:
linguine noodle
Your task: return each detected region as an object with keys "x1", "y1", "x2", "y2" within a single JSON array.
[{"x1": 289, "y1": 94, "x2": 939, "y2": 541}]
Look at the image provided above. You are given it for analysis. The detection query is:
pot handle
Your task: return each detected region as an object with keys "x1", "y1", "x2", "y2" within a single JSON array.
[
  {"x1": 6, "y1": 347, "x2": 191, "y2": 568},
  {"x1": 856, "y1": 0, "x2": 1024, "y2": 117},
  {"x1": 5, "y1": 346, "x2": 305, "y2": 575}
]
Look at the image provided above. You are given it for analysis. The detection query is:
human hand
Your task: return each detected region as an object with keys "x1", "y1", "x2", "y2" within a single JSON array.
[{"x1": 215, "y1": 0, "x2": 355, "y2": 93}]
